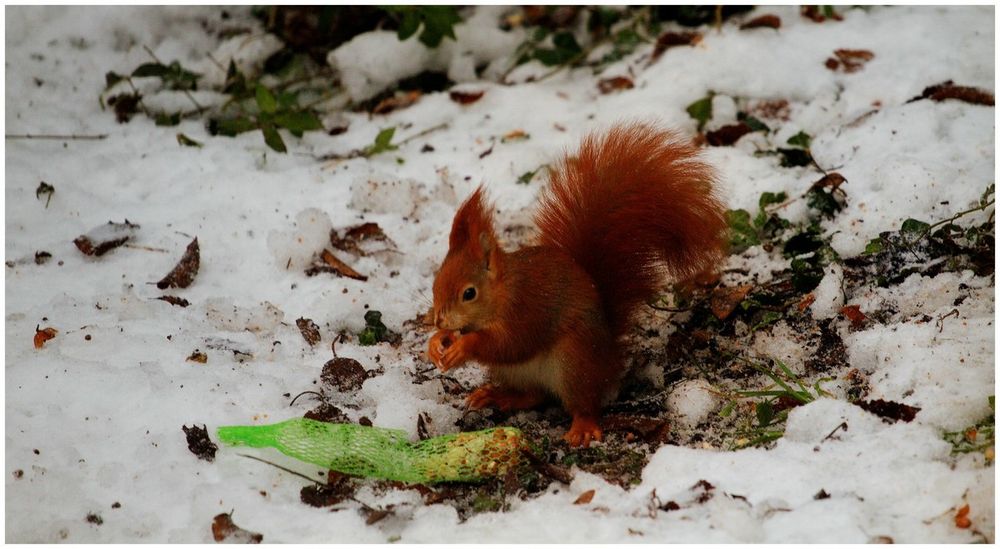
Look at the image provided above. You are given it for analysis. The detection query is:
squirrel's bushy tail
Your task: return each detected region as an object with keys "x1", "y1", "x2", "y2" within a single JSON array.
[{"x1": 535, "y1": 122, "x2": 727, "y2": 338}]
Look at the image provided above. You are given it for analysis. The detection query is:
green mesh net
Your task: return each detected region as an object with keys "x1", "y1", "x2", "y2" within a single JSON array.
[{"x1": 217, "y1": 418, "x2": 529, "y2": 484}]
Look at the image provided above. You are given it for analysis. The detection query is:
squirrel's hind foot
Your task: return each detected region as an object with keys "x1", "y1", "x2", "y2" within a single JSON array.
[{"x1": 564, "y1": 415, "x2": 603, "y2": 448}]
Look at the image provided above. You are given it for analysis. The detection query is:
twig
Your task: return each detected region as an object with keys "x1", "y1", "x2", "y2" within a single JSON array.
[
  {"x1": 236, "y1": 454, "x2": 323, "y2": 485},
  {"x1": 397, "y1": 122, "x2": 449, "y2": 146},
  {"x1": 822, "y1": 421, "x2": 848, "y2": 442},
  {"x1": 122, "y1": 243, "x2": 169, "y2": 253},
  {"x1": 6, "y1": 133, "x2": 108, "y2": 141}
]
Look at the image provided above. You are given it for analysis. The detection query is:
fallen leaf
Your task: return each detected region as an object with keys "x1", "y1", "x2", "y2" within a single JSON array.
[
  {"x1": 329, "y1": 223, "x2": 394, "y2": 257},
  {"x1": 574, "y1": 489, "x2": 595, "y2": 505},
  {"x1": 501, "y1": 129, "x2": 529, "y2": 142},
  {"x1": 211, "y1": 513, "x2": 262, "y2": 543},
  {"x1": 826, "y1": 49, "x2": 874, "y2": 73},
  {"x1": 372, "y1": 90, "x2": 421, "y2": 115},
  {"x1": 839, "y1": 304, "x2": 867, "y2": 329},
  {"x1": 797, "y1": 293, "x2": 816, "y2": 312},
  {"x1": 855, "y1": 399, "x2": 921, "y2": 422},
  {"x1": 911, "y1": 81, "x2": 995, "y2": 106},
  {"x1": 449, "y1": 90, "x2": 485, "y2": 104},
  {"x1": 156, "y1": 237, "x2": 200, "y2": 289},
  {"x1": 597, "y1": 76, "x2": 634, "y2": 94},
  {"x1": 183, "y1": 424, "x2": 217, "y2": 461},
  {"x1": 187, "y1": 350, "x2": 207, "y2": 363},
  {"x1": 156, "y1": 295, "x2": 190, "y2": 307},
  {"x1": 74, "y1": 220, "x2": 140, "y2": 256},
  {"x1": 706, "y1": 122, "x2": 753, "y2": 146},
  {"x1": 955, "y1": 504, "x2": 971, "y2": 528},
  {"x1": 741, "y1": 14, "x2": 781, "y2": 29},
  {"x1": 296, "y1": 317, "x2": 321, "y2": 347},
  {"x1": 34, "y1": 326, "x2": 58, "y2": 349},
  {"x1": 710, "y1": 284, "x2": 754, "y2": 320},
  {"x1": 305, "y1": 249, "x2": 368, "y2": 281},
  {"x1": 651, "y1": 31, "x2": 702, "y2": 62},
  {"x1": 36, "y1": 181, "x2": 55, "y2": 208}
]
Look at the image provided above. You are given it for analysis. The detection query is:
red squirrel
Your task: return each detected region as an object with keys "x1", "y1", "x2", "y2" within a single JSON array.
[{"x1": 427, "y1": 122, "x2": 727, "y2": 447}]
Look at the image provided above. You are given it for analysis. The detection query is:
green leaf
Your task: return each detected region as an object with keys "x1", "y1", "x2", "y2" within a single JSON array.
[
  {"x1": 176, "y1": 133, "x2": 203, "y2": 148},
  {"x1": 154, "y1": 112, "x2": 181, "y2": 127},
  {"x1": 104, "y1": 71, "x2": 124, "y2": 90},
  {"x1": 783, "y1": 230, "x2": 824, "y2": 257},
  {"x1": 751, "y1": 311, "x2": 783, "y2": 332},
  {"x1": 359, "y1": 310, "x2": 389, "y2": 346},
  {"x1": 900, "y1": 218, "x2": 930, "y2": 236},
  {"x1": 758, "y1": 191, "x2": 788, "y2": 211},
  {"x1": 255, "y1": 84, "x2": 278, "y2": 114},
  {"x1": 756, "y1": 401, "x2": 774, "y2": 427},
  {"x1": 397, "y1": 10, "x2": 421, "y2": 40},
  {"x1": 719, "y1": 401, "x2": 736, "y2": 418},
  {"x1": 686, "y1": 95, "x2": 713, "y2": 131},
  {"x1": 806, "y1": 187, "x2": 842, "y2": 218},
  {"x1": 738, "y1": 113, "x2": 770, "y2": 132},
  {"x1": 261, "y1": 124, "x2": 286, "y2": 153},
  {"x1": 863, "y1": 237, "x2": 884, "y2": 255},
  {"x1": 132, "y1": 62, "x2": 170, "y2": 78},
  {"x1": 727, "y1": 209, "x2": 760, "y2": 252},
  {"x1": 786, "y1": 130, "x2": 812, "y2": 149},
  {"x1": 273, "y1": 111, "x2": 322, "y2": 135},
  {"x1": 223, "y1": 60, "x2": 248, "y2": 96},
  {"x1": 777, "y1": 148, "x2": 812, "y2": 167},
  {"x1": 417, "y1": 6, "x2": 461, "y2": 48},
  {"x1": 365, "y1": 127, "x2": 398, "y2": 156},
  {"x1": 208, "y1": 116, "x2": 257, "y2": 136},
  {"x1": 517, "y1": 169, "x2": 538, "y2": 185}
]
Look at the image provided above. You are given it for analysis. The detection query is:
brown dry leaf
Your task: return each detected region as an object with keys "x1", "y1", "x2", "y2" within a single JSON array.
[
  {"x1": 296, "y1": 317, "x2": 321, "y2": 347},
  {"x1": 741, "y1": 14, "x2": 781, "y2": 30},
  {"x1": 187, "y1": 350, "x2": 207, "y2": 363},
  {"x1": 574, "y1": 489, "x2": 596, "y2": 505},
  {"x1": 74, "y1": 220, "x2": 140, "y2": 256},
  {"x1": 919, "y1": 82, "x2": 995, "y2": 106},
  {"x1": 651, "y1": 31, "x2": 702, "y2": 62},
  {"x1": 34, "y1": 326, "x2": 58, "y2": 349},
  {"x1": 748, "y1": 99, "x2": 791, "y2": 121},
  {"x1": 955, "y1": 504, "x2": 971, "y2": 528},
  {"x1": 797, "y1": 293, "x2": 816, "y2": 312},
  {"x1": 855, "y1": 399, "x2": 921, "y2": 423},
  {"x1": 183, "y1": 424, "x2": 217, "y2": 461},
  {"x1": 801, "y1": 5, "x2": 842, "y2": 22},
  {"x1": 812, "y1": 172, "x2": 847, "y2": 192},
  {"x1": 372, "y1": 90, "x2": 421, "y2": 115},
  {"x1": 211, "y1": 512, "x2": 262, "y2": 543},
  {"x1": 710, "y1": 284, "x2": 754, "y2": 320},
  {"x1": 597, "y1": 76, "x2": 634, "y2": 95},
  {"x1": 827, "y1": 49, "x2": 874, "y2": 73},
  {"x1": 156, "y1": 237, "x2": 199, "y2": 290},
  {"x1": 839, "y1": 304, "x2": 867, "y2": 329},
  {"x1": 330, "y1": 222, "x2": 394, "y2": 257},
  {"x1": 502, "y1": 129, "x2": 529, "y2": 142},
  {"x1": 156, "y1": 295, "x2": 190, "y2": 307},
  {"x1": 305, "y1": 249, "x2": 368, "y2": 281},
  {"x1": 449, "y1": 90, "x2": 485, "y2": 105},
  {"x1": 706, "y1": 122, "x2": 753, "y2": 147}
]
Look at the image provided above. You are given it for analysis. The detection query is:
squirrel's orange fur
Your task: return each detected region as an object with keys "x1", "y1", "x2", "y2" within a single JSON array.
[{"x1": 428, "y1": 122, "x2": 727, "y2": 447}]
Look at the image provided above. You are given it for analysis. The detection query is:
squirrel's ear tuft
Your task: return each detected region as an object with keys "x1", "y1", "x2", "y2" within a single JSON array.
[{"x1": 449, "y1": 186, "x2": 496, "y2": 254}]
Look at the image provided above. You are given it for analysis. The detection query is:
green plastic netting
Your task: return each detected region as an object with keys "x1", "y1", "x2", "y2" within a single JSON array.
[{"x1": 217, "y1": 418, "x2": 529, "y2": 484}]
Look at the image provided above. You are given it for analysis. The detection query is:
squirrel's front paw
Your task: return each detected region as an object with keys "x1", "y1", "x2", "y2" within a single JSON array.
[
  {"x1": 427, "y1": 330, "x2": 455, "y2": 368},
  {"x1": 438, "y1": 340, "x2": 469, "y2": 372}
]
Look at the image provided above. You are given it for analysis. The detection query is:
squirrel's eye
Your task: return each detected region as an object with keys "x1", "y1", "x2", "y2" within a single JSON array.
[{"x1": 462, "y1": 287, "x2": 477, "y2": 302}]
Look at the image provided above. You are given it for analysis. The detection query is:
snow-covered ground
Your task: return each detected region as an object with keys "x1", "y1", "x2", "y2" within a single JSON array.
[{"x1": 5, "y1": 5, "x2": 994, "y2": 543}]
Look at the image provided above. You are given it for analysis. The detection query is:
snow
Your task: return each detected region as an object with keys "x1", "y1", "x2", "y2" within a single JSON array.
[{"x1": 5, "y1": 5, "x2": 994, "y2": 543}]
